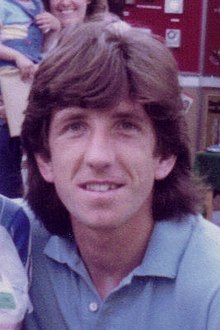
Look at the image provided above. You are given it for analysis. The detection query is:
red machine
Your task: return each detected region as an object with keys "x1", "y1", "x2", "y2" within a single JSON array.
[
  {"x1": 122, "y1": 0, "x2": 204, "y2": 74},
  {"x1": 204, "y1": 0, "x2": 220, "y2": 77}
]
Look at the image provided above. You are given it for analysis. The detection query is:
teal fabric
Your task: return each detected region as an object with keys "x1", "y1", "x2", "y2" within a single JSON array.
[{"x1": 25, "y1": 214, "x2": 220, "y2": 329}]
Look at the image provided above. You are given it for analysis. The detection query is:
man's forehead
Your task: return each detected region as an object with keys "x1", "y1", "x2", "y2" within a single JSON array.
[{"x1": 54, "y1": 100, "x2": 146, "y2": 117}]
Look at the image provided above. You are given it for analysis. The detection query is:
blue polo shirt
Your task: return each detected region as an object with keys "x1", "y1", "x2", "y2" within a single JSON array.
[{"x1": 25, "y1": 214, "x2": 220, "y2": 329}]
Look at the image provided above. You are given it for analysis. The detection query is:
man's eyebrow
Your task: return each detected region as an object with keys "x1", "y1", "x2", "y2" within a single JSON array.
[
  {"x1": 61, "y1": 113, "x2": 87, "y2": 120},
  {"x1": 52, "y1": 110, "x2": 88, "y2": 130},
  {"x1": 112, "y1": 111, "x2": 145, "y2": 122},
  {"x1": 55, "y1": 109, "x2": 88, "y2": 121}
]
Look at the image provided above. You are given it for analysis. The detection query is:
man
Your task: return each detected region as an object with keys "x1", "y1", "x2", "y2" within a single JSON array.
[{"x1": 22, "y1": 17, "x2": 220, "y2": 329}]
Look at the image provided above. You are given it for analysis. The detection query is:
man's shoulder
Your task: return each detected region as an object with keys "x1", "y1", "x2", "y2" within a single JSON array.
[
  {"x1": 30, "y1": 215, "x2": 51, "y2": 253},
  {"x1": 181, "y1": 214, "x2": 220, "y2": 280},
  {"x1": 189, "y1": 215, "x2": 220, "y2": 257}
]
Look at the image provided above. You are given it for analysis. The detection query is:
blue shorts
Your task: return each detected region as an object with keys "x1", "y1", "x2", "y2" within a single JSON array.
[{"x1": 0, "y1": 119, "x2": 22, "y2": 198}]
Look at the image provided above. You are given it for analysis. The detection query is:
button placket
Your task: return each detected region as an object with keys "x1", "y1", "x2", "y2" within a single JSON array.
[{"x1": 88, "y1": 302, "x2": 99, "y2": 312}]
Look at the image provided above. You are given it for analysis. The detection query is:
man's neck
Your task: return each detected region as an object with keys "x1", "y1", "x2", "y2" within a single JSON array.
[{"x1": 72, "y1": 217, "x2": 154, "y2": 299}]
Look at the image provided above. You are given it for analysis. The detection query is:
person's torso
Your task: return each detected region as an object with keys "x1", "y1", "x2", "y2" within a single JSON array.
[
  {"x1": 25, "y1": 215, "x2": 220, "y2": 329},
  {"x1": 0, "y1": 0, "x2": 44, "y2": 67}
]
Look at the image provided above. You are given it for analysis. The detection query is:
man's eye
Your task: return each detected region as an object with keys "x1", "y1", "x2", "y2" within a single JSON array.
[
  {"x1": 62, "y1": 121, "x2": 86, "y2": 136},
  {"x1": 69, "y1": 122, "x2": 84, "y2": 131},
  {"x1": 119, "y1": 121, "x2": 137, "y2": 130}
]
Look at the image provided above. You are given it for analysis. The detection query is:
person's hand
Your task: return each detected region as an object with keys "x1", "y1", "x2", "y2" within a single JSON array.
[
  {"x1": 35, "y1": 11, "x2": 61, "y2": 34},
  {"x1": 15, "y1": 53, "x2": 37, "y2": 81}
]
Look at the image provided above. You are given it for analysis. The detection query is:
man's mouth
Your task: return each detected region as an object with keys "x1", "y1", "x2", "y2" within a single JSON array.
[
  {"x1": 60, "y1": 9, "x2": 76, "y2": 15},
  {"x1": 81, "y1": 183, "x2": 122, "y2": 192}
]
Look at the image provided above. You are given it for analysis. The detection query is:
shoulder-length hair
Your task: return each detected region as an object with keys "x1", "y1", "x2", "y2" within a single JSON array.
[{"x1": 21, "y1": 18, "x2": 203, "y2": 236}]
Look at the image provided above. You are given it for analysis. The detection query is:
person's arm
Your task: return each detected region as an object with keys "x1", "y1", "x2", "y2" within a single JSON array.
[
  {"x1": 0, "y1": 43, "x2": 37, "y2": 80},
  {"x1": 35, "y1": 11, "x2": 61, "y2": 52}
]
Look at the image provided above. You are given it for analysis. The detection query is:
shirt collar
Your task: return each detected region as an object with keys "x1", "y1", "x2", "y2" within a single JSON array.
[
  {"x1": 44, "y1": 235, "x2": 83, "y2": 271},
  {"x1": 133, "y1": 216, "x2": 195, "y2": 278},
  {"x1": 44, "y1": 215, "x2": 196, "y2": 280}
]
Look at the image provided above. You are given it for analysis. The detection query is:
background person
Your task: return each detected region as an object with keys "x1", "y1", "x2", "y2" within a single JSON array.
[
  {"x1": 0, "y1": 194, "x2": 31, "y2": 329},
  {"x1": 20, "y1": 0, "x2": 109, "y2": 195},
  {"x1": 0, "y1": 0, "x2": 60, "y2": 81},
  {"x1": 22, "y1": 18, "x2": 220, "y2": 329},
  {"x1": 0, "y1": 0, "x2": 60, "y2": 198},
  {"x1": 42, "y1": 0, "x2": 108, "y2": 28},
  {"x1": 0, "y1": 93, "x2": 23, "y2": 198}
]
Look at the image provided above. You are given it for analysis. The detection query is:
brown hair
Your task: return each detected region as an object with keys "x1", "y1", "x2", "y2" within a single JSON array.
[{"x1": 21, "y1": 17, "x2": 203, "y2": 236}]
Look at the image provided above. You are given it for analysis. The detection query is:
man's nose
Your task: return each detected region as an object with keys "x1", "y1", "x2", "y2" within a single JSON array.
[{"x1": 85, "y1": 131, "x2": 115, "y2": 171}]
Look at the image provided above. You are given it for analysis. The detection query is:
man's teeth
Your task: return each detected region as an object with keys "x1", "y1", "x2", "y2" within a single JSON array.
[
  {"x1": 61, "y1": 10, "x2": 75, "y2": 14},
  {"x1": 85, "y1": 184, "x2": 117, "y2": 192}
]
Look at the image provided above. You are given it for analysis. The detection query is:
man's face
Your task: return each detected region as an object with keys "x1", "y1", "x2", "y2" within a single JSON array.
[
  {"x1": 36, "y1": 100, "x2": 176, "y2": 231},
  {"x1": 49, "y1": 0, "x2": 88, "y2": 27}
]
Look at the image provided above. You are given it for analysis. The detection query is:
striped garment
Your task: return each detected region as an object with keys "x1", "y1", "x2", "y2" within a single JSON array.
[
  {"x1": 0, "y1": 195, "x2": 31, "y2": 329},
  {"x1": 0, "y1": 0, "x2": 44, "y2": 71}
]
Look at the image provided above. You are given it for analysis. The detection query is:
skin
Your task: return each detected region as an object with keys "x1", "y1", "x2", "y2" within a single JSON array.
[
  {"x1": 0, "y1": 43, "x2": 38, "y2": 81},
  {"x1": 35, "y1": 11, "x2": 61, "y2": 35},
  {"x1": 0, "y1": 1, "x2": 60, "y2": 80},
  {"x1": 48, "y1": 0, "x2": 89, "y2": 27},
  {"x1": 36, "y1": 99, "x2": 176, "y2": 298},
  {"x1": 0, "y1": 0, "x2": 91, "y2": 80}
]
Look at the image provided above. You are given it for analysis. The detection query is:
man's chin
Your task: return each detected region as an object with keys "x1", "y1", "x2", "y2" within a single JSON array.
[{"x1": 72, "y1": 215, "x2": 125, "y2": 233}]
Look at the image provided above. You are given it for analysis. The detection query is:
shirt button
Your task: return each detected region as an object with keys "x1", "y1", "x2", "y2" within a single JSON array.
[{"x1": 89, "y1": 302, "x2": 99, "y2": 312}]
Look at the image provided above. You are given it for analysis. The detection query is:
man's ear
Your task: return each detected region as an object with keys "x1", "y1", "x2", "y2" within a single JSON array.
[
  {"x1": 35, "y1": 153, "x2": 54, "y2": 183},
  {"x1": 155, "y1": 155, "x2": 177, "y2": 181}
]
